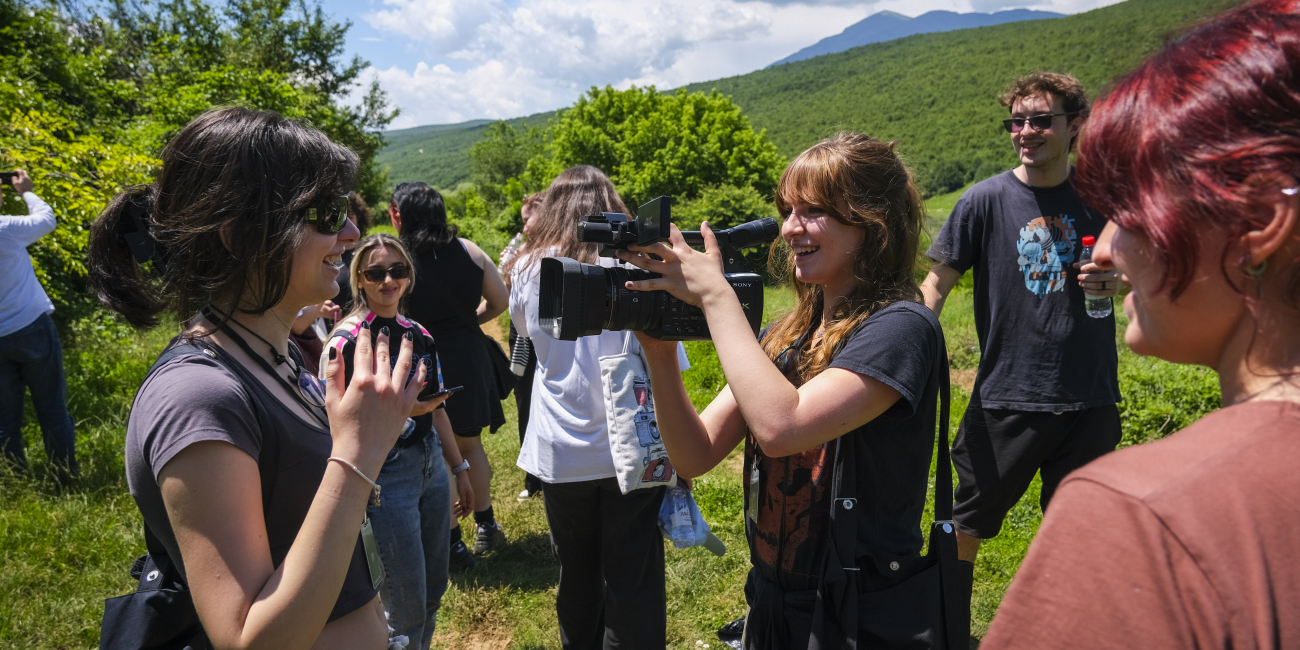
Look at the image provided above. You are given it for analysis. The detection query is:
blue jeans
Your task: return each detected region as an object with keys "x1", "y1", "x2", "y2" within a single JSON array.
[
  {"x1": 367, "y1": 431, "x2": 451, "y2": 650},
  {"x1": 0, "y1": 313, "x2": 77, "y2": 479}
]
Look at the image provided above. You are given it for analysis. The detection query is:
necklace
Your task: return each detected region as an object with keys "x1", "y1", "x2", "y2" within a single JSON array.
[{"x1": 204, "y1": 307, "x2": 329, "y2": 418}]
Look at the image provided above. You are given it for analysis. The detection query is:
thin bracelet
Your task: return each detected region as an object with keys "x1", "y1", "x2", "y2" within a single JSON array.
[{"x1": 328, "y1": 457, "x2": 382, "y2": 507}]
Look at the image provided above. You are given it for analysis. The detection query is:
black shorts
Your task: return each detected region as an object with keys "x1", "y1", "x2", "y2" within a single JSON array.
[{"x1": 951, "y1": 405, "x2": 1121, "y2": 539}]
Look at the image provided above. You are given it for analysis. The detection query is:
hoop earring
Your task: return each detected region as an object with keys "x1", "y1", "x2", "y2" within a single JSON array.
[{"x1": 1245, "y1": 258, "x2": 1269, "y2": 277}]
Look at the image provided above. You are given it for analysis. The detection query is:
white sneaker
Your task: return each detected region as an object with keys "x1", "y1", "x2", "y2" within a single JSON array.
[{"x1": 517, "y1": 488, "x2": 539, "y2": 502}]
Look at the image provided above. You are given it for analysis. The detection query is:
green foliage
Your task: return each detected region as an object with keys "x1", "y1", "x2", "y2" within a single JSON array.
[
  {"x1": 386, "y1": 0, "x2": 1245, "y2": 198},
  {"x1": 673, "y1": 184, "x2": 779, "y2": 232},
  {"x1": 522, "y1": 86, "x2": 786, "y2": 208},
  {"x1": 0, "y1": 0, "x2": 397, "y2": 328},
  {"x1": 470, "y1": 121, "x2": 546, "y2": 213},
  {"x1": 0, "y1": 78, "x2": 157, "y2": 325},
  {"x1": 682, "y1": 0, "x2": 1244, "y2": 196}
]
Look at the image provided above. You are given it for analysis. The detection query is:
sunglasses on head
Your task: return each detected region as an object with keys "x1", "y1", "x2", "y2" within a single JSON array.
[
  {"x1": 1002, "y1": 112, "x2": 1076, "y2": 134},
  {"x1": 362, "y1": 264, "x2": 410, "y2": 283},
  {"x1": 302, "y1": 195, "x2": 351, "y2": 233}
]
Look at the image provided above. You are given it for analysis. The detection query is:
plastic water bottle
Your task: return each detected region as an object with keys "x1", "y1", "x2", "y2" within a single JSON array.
[
  {"x1": 1080, "y1": 236, "x2": 1113, "y2": 318},
  {"x1": 667, "y1": 486, "x2": 695, "y2": 549}
]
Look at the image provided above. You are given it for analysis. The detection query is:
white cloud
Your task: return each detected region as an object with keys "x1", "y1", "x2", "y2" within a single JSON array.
[{"x1": 363, "y1": 0, "x2": 1124, "y2": 129}]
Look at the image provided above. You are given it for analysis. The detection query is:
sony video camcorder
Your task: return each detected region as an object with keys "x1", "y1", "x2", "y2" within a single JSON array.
[{"x1": 538, "y1": 196, "x2": 778, "y2": 341}]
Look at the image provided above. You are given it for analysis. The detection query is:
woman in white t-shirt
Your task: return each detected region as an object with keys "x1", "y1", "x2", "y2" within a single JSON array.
[{"x1": 502, "y1": 165, "x2": 683, "y2": 650}]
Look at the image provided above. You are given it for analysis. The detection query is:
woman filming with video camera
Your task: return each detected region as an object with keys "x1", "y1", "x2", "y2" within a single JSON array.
[{"x1": 618, "y1": 132, "x2": 959, "y2": 650}]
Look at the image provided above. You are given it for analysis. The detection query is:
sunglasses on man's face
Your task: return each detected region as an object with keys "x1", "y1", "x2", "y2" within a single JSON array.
[
  {"x1": 302, "y1": 195, "x2": 351, "y2": 233},
  {"x1": 362, "y1": 264, "x2": 410, "y2": 283},
  {"x1": 1002, "y1": 112, "x2": 1075, "y2": 134}
]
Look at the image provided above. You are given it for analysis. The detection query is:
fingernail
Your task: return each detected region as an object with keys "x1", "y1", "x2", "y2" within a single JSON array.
[
  {"x1": 381, "y1": 326, "x2": 390, "y2": 337},
  {"x1": 329, "y1": 347, "x2": 337, "y2": 360},
  {"x1": 404, "y1": 331, "x2": 412, "y2": 341},
  {"x1": 361, "y1": 321, "x2": 370, "y2": 330},
  {"x1": 626, "y1": 281, "x2": 634, "y2": 288}
]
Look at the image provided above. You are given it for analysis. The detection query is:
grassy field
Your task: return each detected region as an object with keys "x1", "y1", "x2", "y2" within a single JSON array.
[{"x1": 0, "y1": 276, "x2": 1219, "y2": 648}]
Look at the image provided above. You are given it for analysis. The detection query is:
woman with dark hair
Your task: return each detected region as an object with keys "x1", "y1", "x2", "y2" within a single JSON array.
[
  {"x1": 390, "y1": 182, "x2": 510, "y2": 562},
  {"x1": 88, "y1": 107, "x2": 431, "y2": 649},
  {"x1": 983, "y1": 3, "x2": 1300, "y2": 647},
  {"x1": 617, "y1": 133, "x2": 944, "y2": 649},
  {"x1": 504, "y1": 166, "x2": 690, "y2": 649}
]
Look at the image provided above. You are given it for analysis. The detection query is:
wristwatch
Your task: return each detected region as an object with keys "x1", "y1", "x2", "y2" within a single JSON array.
[{"x1": 451, "y1": 459, "x2": 471, "y2": 475}]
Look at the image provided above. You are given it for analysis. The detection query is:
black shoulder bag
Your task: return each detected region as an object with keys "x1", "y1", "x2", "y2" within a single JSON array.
[
  {"x1": 99, "y1": 339, "x2": 281, "y2": 650},
  {"x1": 808, "y1": 319, "x2": 974, "y2": 650}
]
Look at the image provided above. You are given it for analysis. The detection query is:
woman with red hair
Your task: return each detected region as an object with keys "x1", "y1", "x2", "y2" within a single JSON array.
[{"x1": 983, "y1": 2, "x2": 1300, "y2": 647}]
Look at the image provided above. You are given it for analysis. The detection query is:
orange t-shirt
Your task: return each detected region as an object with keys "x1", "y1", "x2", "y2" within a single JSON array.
[{"x1": 983, "y1": 400, "x2": 1300, "y2": 650}]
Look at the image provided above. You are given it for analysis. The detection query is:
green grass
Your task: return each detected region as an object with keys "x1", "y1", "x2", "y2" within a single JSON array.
[{"x1": 1, "y1": 282, "x2": 1220, "y2": 648}]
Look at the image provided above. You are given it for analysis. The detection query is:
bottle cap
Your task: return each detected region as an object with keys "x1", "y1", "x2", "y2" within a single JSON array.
[{"x1": 1082, "y1": 235, "x2": 1096, "y2": 247}]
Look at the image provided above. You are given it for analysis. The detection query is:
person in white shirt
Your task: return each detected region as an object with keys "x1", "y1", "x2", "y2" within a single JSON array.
[
  {"x1": 502, "y1": 165, "x2": 688, "y2": 650},
  {"x1": 0, "y1": 169, "x2": 77, "y2": 482}
]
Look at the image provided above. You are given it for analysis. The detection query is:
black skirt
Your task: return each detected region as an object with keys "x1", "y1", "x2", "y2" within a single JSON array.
[{"x1": 437, "y1": 330, "x2": 505, "y2": 435}]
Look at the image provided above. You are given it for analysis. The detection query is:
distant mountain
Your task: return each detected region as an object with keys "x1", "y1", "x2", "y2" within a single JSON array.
[{"x1": 769, "y1": 9, "x2": 1066, "y2": 67}]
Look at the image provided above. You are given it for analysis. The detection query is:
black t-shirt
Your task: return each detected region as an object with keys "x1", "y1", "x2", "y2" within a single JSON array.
[
  {"x1": 331, "y1": 313, "x2": 442, "y2": 437},
  {"x1": 745, "y1": 302, "x2": 941, "y2": 588},
  {"x1": 926, "y1": 170, "x2": 1120, "y2": 411}
]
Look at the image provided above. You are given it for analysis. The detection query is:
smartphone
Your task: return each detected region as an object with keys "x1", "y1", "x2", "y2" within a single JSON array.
[
  {"x1": 421, "y1": 385, "x2": 464, "y2": 401},
  {"x1": 0, "y1": 172, "x2": 15, "y2": 186}
]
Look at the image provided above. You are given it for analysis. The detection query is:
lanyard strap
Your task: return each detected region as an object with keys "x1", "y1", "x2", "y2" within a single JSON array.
[{"x1": 202, "y1": 307, "x2": 327, "y2": 426}]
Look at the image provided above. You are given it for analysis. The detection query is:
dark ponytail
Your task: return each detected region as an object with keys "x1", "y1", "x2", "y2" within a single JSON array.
[
  {"x1": 88, "y1": 185, "x2": 166, "y2": 328},
  {"x1": 87, "y1": 106, "x2": 359, "y2": 331}
]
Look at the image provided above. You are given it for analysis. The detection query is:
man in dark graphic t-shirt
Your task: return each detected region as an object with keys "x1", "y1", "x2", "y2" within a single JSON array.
[{"x1": 921, "y1": 72, "x2": 1122, "y2": 564}]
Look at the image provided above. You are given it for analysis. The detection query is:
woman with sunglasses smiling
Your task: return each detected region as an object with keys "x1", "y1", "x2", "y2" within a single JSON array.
[
  {"x1": 325, "y1": 233, "x2": 475, "y2": 649},
  {"x1": 88, "y1": 107, "x2": 427, "y2": 649}
]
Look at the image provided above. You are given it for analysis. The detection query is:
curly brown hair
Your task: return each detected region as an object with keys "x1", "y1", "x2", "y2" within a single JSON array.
[{"x1": 999, "y1": 71, "x2": 1091, "y2": 152}]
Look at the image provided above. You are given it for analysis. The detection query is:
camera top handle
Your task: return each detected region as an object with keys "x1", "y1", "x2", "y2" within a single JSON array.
[{"x1": 678, "y1": 217, "x2": 779, "y2": 274}]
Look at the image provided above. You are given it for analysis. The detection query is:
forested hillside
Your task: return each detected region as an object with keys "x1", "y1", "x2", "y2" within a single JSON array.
[
  {"x1": 380, "y1": 113, "x2": 554, "y2": 190},
  {"x1": 682, "y1": 0, "x2": 1242, "y2": 194},
  {"x1": 381, "y1": 0, "x2": 1244, "y2": 196}
]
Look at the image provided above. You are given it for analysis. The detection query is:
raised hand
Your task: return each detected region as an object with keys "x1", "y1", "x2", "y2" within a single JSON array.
[{"x1": 323, "y1": 324, "x2": 426, "y2": 473}]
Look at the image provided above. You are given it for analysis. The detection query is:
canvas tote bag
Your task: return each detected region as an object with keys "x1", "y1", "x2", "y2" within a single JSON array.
[{"x1": 599, "y1": 332, "x2": 678, "y2": 493}]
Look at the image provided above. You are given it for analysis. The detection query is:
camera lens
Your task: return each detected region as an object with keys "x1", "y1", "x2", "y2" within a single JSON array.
[
  {"x1": 539, "y1": 257, "x2": 667, "y2": 340},
  {"x1": 600, "y1": 266, "x2": 661, "y2": 332}
]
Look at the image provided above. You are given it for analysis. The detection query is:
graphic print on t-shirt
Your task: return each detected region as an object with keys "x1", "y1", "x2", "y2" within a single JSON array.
[{"x1": 1016, "y1": 214, "x2": 1077, "y2": 296}]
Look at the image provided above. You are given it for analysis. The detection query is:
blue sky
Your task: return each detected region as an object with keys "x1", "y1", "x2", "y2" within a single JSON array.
[{"x1": 318, "y1": 0, "x2": 1126, "y2": 130}]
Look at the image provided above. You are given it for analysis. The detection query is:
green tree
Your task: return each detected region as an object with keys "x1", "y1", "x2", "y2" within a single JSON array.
[
  {"x1": 529, "y1": 86, "x2": 786, "y2": 207},
  {"x1": 469, "y1": 120, "x2": 545, "y2": 216},
  {"x1": 0, "y1": 0, "x2": 399, "y2": 325}
]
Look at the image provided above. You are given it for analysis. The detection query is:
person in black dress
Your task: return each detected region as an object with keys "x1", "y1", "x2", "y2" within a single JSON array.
[{"x1": 390, "y1": 182, "x2": 510, "y2": 562}]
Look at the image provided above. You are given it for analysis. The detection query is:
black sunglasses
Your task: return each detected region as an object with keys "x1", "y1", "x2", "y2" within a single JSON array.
[
  {"x1": 1002, "y1": 112, "x2": 1077, "y2": 134},
  {"x1": 302, "y1": 195, "x2": 351, "y2": 233},
  {"x1": 362, "y1": 264, "x2": 410, "y2": 282}
]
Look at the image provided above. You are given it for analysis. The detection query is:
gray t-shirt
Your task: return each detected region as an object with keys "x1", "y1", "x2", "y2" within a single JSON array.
[
  {"x1": 926, "y1": 171, "x2": 1120, "y2": 411},
  {"x1": 125, "y1": 339, "x2": 379, "y2": 621}
]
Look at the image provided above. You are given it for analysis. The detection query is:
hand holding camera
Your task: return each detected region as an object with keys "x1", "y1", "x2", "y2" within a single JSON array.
[
  {"x1": 617, "y1": 221, "x2": 734, "y2": 309},
  {"x1": 538, "y1": 195, "x2": 777, "y2": 341},
  {"x1": 0, "y1": 169, "x2": 34, "y2": 194}
]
